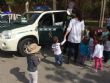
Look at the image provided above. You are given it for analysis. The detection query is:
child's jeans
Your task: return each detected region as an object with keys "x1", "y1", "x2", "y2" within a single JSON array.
[
  {"x1": 80, "y1": 56, "x2": 87, "y2": 65},
  {"x1": 55, "y1": 54, "x2": 63, "y2": 65},
  {"x1": 89, "y1": 47, "x2": 94, "y2": 57},
  {"x1": 29, "y1": 70, "x2": 38, "y2": 83},
  {"x1": 103, "y1": 51, "x2": 110, "y2": 63},
  {"x1": 67, "y1": 42, "x2": 79, "y2": 63},
  {"x1": 94, "y1": 57, "x2": 103, "y2": 71}
]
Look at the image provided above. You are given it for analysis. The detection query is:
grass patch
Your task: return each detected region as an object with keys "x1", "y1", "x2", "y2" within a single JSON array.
[{"x1": 85, "y1": 20, "x2": 106, "y2": 28}]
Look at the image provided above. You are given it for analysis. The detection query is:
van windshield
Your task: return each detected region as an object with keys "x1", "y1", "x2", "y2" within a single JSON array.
[
  {"x1": 0, "y1": 14, "x2": 10, "y2": 24},
  {"x1": 14, "y1": 13, "x2": 41, "y2": 25}
]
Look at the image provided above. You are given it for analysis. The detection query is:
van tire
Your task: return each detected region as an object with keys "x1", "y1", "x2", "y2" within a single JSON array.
[{"x1": 18, "y1": 38, "x2": 36, "y2": 56}]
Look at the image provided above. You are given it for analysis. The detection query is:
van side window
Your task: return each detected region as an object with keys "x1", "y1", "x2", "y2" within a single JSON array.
[
  {"x1": 54, "y1": 12, "x2": 67, "y2": 26},
  {"x1": 0, "y1": 15, "x2": 9, "y2": 23},
  {"x1": 39, "y1": 14, "x2": 53, "y2": 26}
]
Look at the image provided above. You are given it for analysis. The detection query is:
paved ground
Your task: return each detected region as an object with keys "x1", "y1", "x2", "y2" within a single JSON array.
[{"x1": 0, "y1": 46, "x2": 110, "y2": 83}]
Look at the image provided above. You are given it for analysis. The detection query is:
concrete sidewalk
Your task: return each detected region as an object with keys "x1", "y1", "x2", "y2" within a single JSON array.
[{"x1": 0, "y1": 49, "x2": 110, "y2": 83}]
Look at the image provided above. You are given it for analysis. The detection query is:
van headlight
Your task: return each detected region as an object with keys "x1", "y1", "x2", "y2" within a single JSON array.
[{"x1": 1, "y1": 30, "x2": 12, "y2": 39}]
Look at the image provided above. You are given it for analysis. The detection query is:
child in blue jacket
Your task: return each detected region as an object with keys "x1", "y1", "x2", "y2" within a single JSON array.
[{"x1": 79, "y1": 36, "x2": 90, "y2": 65}]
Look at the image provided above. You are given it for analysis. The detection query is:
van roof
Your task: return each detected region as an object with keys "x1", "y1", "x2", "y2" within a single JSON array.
[{"x1": 26, "y1": 10, "x2": 67, "y2": 13}]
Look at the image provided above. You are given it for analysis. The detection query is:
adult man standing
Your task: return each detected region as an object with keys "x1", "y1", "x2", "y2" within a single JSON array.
[{"x1": 64, "y1": 10, "x2": 85, "y2": 64}]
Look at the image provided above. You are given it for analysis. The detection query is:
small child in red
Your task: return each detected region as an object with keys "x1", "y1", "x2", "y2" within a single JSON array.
[{"x1": 92, "y1": 38, "x2": 104, "y2": 72}]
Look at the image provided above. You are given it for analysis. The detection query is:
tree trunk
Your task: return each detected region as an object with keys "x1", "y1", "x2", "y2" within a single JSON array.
[
  {"x1": 99, "y1": 0, "x2": 104, "y2": 27},
  {"x1": 99, "y1": 0, "x2": 107, "y2": 28},
  {"x1": 101, "y1": 0, "x2": 107, "y2": 28},
  {"x1": 25, "y1": 1, "x2": 29, "y2": 12},
  {"x1": 53, "y1": 0, "x2": 56, "y2": 10}
]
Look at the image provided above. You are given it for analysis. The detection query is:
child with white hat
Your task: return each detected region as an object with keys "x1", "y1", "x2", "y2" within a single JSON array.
[{"x1": 26, "y1": 43, "x2": 41, "y2": 83}]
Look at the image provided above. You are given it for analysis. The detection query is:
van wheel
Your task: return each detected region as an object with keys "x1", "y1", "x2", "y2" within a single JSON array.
[{"x1": 18, "y1": 38, "x2": 36, "y2": 56}]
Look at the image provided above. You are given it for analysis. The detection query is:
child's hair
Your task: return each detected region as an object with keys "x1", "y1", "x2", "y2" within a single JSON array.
[
  {"x1": 95, "y1": 28, "x2": 103, "y2": 37},
  {"x1": 82, "y1": 36, "x2": 89, "y2": 44},
  {"x1": 89, "y1": 27, "x2": 95, "y2": 38},
  {"x1": 72, "y1": 8, "x2": 83, "y2": 21},
  {"x1": 97, "y1": 37, "x2": 103, "y2": 45},
  {"x1": 108, "y1": 34, "x2": 110, "y2": 41},
  {"x1": 53, "y1": 36, "x2": 59, "y2": 44}
]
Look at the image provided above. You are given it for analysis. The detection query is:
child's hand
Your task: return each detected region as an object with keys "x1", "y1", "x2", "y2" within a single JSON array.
[
  {"x1": 38, "y1": 58, "x2": 41, "y2": 62},
  {"x1": 61, "y1": 39, "x2": 66, "y2": 45},
  {"x1": 52, "y1": 49, "x2": 54, "y2": 52},
  {"x1": 92, "y1": 56, "x2": 94, "y2": 59}
]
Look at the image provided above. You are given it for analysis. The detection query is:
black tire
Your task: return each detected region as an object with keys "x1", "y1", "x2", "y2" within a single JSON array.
[{"x1": 18, "y1": 38, "x2": 36, "y2": 56}]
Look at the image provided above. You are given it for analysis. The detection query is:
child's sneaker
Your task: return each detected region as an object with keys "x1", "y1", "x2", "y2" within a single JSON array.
[
  {"x1": 105, "y1": 64, "x2": 110, "y2": 68},
  {"x1": 100, "y1": 68, "x2": 103, "y2": 72},
  {"x1": 94, "y1": 69, "x2": 97, "y2": 72},
  {"x1": 91, "y1": 65, "x2": 95, "y2": 68}
]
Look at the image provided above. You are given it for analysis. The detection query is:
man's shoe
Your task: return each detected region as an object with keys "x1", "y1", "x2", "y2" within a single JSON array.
[{"x1": 66, "y1": 61, "x2": 70, "y2": 64}]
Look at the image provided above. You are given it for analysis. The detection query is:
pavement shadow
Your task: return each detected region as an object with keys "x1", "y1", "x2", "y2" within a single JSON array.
[
  {"x1": 10, "y1": 67, "x2": 29, "y2": 83},
  {"x1": 40, "y1": 45, "x2": 69, "y2": 65},
  {"x1": 80, "y1": 70, "x2": 110, "y2": 83},
  {"x1": 45, "y1": 66, "x2": 93, "y2": 83},
  {"x1": 0, "y1": 50, "x2": 16, "y2": 58},
  {"x1": 41, "y1": 58, "x2": 55, "y2": 65},
  {"x1": 40, "y1": 45, "x2": 53, "y2": 58},
  {"x1": 0, "y1": 50, "x2": 23, "y2": 58},
  {"x1": 44, "y1": 62, "x2": 110, "y2": 83}
]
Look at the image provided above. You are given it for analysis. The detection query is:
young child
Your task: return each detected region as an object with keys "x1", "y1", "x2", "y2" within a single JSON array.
[
  {"x1": 89, "y1": 28, "x2": 103, "y2": 58},
  {"x1": 26, "y1": 43, "x2": 41, "y2": 83},
  {"x1": 52, "y1": 36, "x2": 65, "y2": 66},
  {"x1": 92, "y1": 38, "x2": 104, "y2": 72},
  {"x1": 103, "y1": 34, "x2": 110, "y2": 67},
  {"x1": 88, "y1": 27, "x2": 97, "y2": 53},
  {"x1": 79, "y1": 36, "x2": 90, "y2": 65},
  {"x1": 89, "y1": 37, "x2": 94, "y2": 58},
  {"x1": 102, "y1": 28, "x2": 109, "y2": 40},
  {"x1": 106, "y1": 16, "x2": 110, "y2": 32}
]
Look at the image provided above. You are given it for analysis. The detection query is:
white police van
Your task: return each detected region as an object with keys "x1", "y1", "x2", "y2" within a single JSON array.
[{"x1": 0, "y1": 10, "x2": 68, "y2": 56}]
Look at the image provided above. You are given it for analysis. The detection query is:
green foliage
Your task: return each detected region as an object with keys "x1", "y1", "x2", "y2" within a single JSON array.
[
  {"x1": 107, "y1": 0, "x2": 110, "y2": 14},
  {"x1": 31, "y1": 0, "x2": 46, "y2": 3},
  {"x1": 13, "y1": 0, "x2": 27, "y2": 4},
  {"x1": 91, "y1": 1, "x2": 101, "y2": 19},
  {"x1": 0, "y1": 0, "x2": 6, "y2": 5},
  {"x1": 1, "y1": 0, "x2": 110, "y2": 20},
  {"x1": 85, "y1": 20, "x2": 99, "y2": 27},
  {"x1": 80, "y1": 0, "x2": 101, "y2": 19},
  {"x1": 81, "y1": 0, "x2": 93, "y2": 18},
  {"x1": 5, "y1": 0, "x2": 14, "y2": 4}
]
